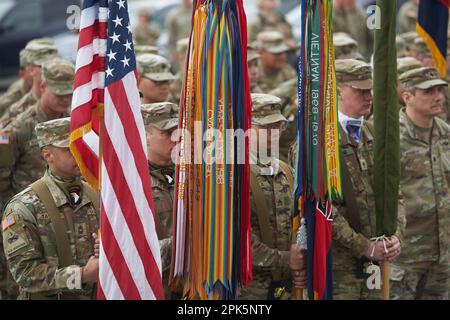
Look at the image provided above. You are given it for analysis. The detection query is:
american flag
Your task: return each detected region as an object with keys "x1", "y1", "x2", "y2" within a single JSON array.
[{"x1": 70, "y1": 0, "x2": 164, "y2": 300}]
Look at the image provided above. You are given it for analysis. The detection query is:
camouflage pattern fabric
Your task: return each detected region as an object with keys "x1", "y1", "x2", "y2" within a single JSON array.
[
  {"x1": 133, "y1": 25, "x2": 160, "y2": 46},
  {"x1": 148, "y1": 161, "x2": 175, "y2": 299},
  {"x1": 331, "y1": 124, "x2": 406, "y2": 300},
  {"x1": 2, "y1": 170, "x2": 98, "y2": 299},
  {"x1": 0, "y1": 80, "x2": 26, "y2": 119},
  {"x1": 0, "y1": 91, "x2": 38, "y2": 129},
  {"x1": 398, "y1": 0, "x2": 418, "y2": 34},
  {"x1": 390, "y1": 110, "x2": 449, "y2": 300},
  {"x1": 332, "y1": 7, "x2": 374, "y2": 60},
  {"x1": 238, "y1": 160, "x2": 294, "y2": 300},
  {"x1": 248, "y1": 13, "x2": 293, "y2": 43},
  {"x1": 257, "y1": 64, "x2": 297, "y2": 93}
]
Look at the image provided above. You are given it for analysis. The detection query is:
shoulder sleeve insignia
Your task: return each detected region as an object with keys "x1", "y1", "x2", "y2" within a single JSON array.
[{"x1": 2, "y1": 212, "x2": 16, "y2": 231}]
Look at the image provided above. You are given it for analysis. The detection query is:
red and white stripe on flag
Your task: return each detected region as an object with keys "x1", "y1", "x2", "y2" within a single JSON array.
[{"x1": 70, "y1": 0, "x2": 164, "y2": 300}]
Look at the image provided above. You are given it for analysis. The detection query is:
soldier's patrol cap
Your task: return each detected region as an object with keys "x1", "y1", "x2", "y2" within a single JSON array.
[
  {"x1": 176, "y1": 38, "x2": 189, "y2": 53},
  {"x1": 413, "y1": 37, "x2": 430, "y2": 56},
  {"x1": 333, "y1": 33, "x2": 357, "y2": 51},
  {"x1": 27, "y1": 37, "x2": 55, "y2": 46},
  {"x1": 396, "y1": 35, "x2": 408, "y2": 58},
  {"x1": 134, "y1": 45, "x2": 160, "y2": 56},
  {"x1": 137, "y1": 54, "x2": 175, "y2": 82},
  {"x1": 248, "y1": 44, "x2": 260, "y2": 62},
  {"x1": 397, "y1": 57, "x2": 422, "y2": 76},
  {"x1": 257, "y1": 31, "x2": 290, "y2": 54},
  {"x1": 399, "y1": 31, "x2": 418, "y2": 45},
  {"x1": 19, "y1": 49, "x2": 29, "y2": 68},
  {"x1": 41, "y1": 59, "x2": 75, "y2": 96},
  {"x1": 399, "y1": 67, "x2": 448, "y2": 90},
  {"x1": 141, "y1": 102, "x2": 179, "y2": 130},
  {"x1": 335, "y1": 59, "x2": 372, "y2": 90},
  {"x1": 251, "y1": 93, "x2": 287, "y2": 126},
  {"x1": 333, "y1": 33, "x2": 364, "y2": 61},
  {"x1": 25, "y1": 43, "x2": 58, "y2": 67},
  {"x1": 35, "y1": 117, "x2": 71, "y2": 149}
]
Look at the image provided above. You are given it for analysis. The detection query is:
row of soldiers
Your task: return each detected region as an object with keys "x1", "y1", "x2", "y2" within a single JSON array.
[{"x1": 0, "y1": 1, "x2": 449, "y2": 300}]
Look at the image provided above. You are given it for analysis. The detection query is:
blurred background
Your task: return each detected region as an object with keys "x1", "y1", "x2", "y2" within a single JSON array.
[{"x1": 0, "y1": 0, "x2": 408, "y2": 93}]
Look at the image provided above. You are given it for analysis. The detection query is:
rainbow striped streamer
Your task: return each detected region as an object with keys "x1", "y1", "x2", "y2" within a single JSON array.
[
  {"x1": 293, "y1": 0, "x2": 342, "y2": 300},
  {"x1": 171, "y1": 0, "x2": 252, "y2": 300}
]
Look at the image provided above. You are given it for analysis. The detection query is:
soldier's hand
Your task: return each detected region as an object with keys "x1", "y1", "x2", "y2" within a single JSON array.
[
  {"x1": 92, "y1": 233, "x2": 100, "y2": 258},
  {"x1": 292, "y1": 269, "x2": 307, "y2": 289},
  {"x1": 290, "y1": 244, "x2": 305, "y2": 270},
  {"x1": 365, "y1": 241, "x2": 386, "y2": 261},
  {"x1": 290, "y1": 244, "x2": 306, "y2": 288},
  {"x1": 82, "y1": 256, "x2": 99, "y2": 284},
  {"x1": 384, "y1": 236, "x2": 401, "y2": 262}
]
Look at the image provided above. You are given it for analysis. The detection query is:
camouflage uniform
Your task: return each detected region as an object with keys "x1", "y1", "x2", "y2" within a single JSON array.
[
  {"x1": 134, "y1": 45, "x2": 160, "y2": 57},
  {"x1": 0, "y1": 80, "x2": 26, "y2": 121},
  {"x1": 396, "y1": 36, "x2": 408, "y2": 58},
  {"x1": 332, "y1": 60, "x2": 405, "y2": 300},
  {"x1": 332, "y1": 6, "x2": 374, "y2": 60},
  {"x1": 141, "y1": 102, "x2": 179, "y2": 299},
  {"x1": 238, "y1": 94, "x2": 294, "y2": 300},
  {"x1": 170, "y1": 38, "x2": 189, "y2": 105},
  {"x1": 2, "y1": 118, "x2": 99, "y2": 300},
  {"x1": 333, "y1": 32, "x2": 365, "y2": 61},
  {"x1": 133, "y1": 25, "x2": 160, "y2": 46},
  {"x1": 165, "y1": 4, "x2": 192, "y2": 70},
  {"x1": 0, "y1": 59, "x2": 74, "y2": 210},
  {"x1": 390, "y1": 68, "x2": 449, "y2": 300},
  {"x1": 256, "y1": 31, "x2": 297, "y2": 92},
  {"x1": 268, "y1": 79, "x2": 297, "y2": 163},
  {"x1": 0, "y1": 43, "x2": 58, "y2": 128},
  {"x1": 398, "y1": 0, "x2": 418, "y2": 34},
  {"x1": 248, "y1": 12, "x2": 293, "y2": 43}
]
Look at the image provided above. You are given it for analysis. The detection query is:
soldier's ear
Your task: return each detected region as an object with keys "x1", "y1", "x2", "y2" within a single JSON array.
[{"x1": 41, "y1": 147, "x2": 52, "y2": 163}]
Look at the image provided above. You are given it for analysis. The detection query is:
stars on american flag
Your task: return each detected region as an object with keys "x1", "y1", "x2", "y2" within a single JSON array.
[{"x1": 105, "y1": 0, "x2": 136, "y2": 84}]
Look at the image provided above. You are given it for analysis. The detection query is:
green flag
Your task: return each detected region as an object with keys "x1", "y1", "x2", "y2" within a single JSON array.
[{"x1": 373, "y1": 0, "x2": 399, "y2": 237}]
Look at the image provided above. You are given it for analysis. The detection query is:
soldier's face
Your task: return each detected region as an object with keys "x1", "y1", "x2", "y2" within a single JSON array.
[
  {"x1": 146, "y1": 126, "x2": 176, "y2": 165},
  {"x1": 404, "y1": 86, "x2": 446, "y2": 118},
  {"x1": 251, "y1": 122, "x2": 283, "y2": 152},
  {"x1": 338, "y1": 85, "x2": 372, "y2": 118},
  {"x1": 418, "y1": 54, "x2": 435, "y2": 68},
  {"x1": 248, "y1": 60, "x2": 260, "y2": 88},
  {"x1": 261, "y1": 0, "x2": 279, "y2": 11},
  {"x1": 43, "y1": 146, "x2": 81, "y2": 179},
  {"x1": 41, "y1": 84, "x2": 72, "y2": 114},
  {"x1": 139, "y1": 77, "x2": 170, "y2": 103},
  {"x1": 260, "y1": 50, "x2": 286, "y2": 73}
]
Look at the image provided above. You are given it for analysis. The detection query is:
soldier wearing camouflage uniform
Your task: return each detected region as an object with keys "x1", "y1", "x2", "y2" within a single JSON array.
[
  {"x1": 248, "y1": 0, "x2": 294, "y2": 48},
  {"x1": 134, "y1": 45, "x2": 160, "y2": 56},
  {"x1": 0, "y1": 49, "x2": 32, "y2": 119},
  {"x1": 411, "y1": 37, "x2": 434, "y2": 68},
  {"x1": 170, "y1": 38, "x2": 189, "y2": 105},
  {"x1": 391, "y1": 67, "x2": 449, "y2": 300},
  {"x1": 331, "y1": 59, "x2": 404, "y2": 299},
  {"x1": 398, "y1": 0, "x2": 419, "y2": 34},
  {"x1": 137, "y1": 54, "x2": 176, "y2": 105},
  {"x1": 397, "y1": 57, "x2": 422, "y2": 106},
  {"x1": 238, "y1": 93, "x2": 296, "y2": 300},
  {"x1": 333, "y1": 32, "x2": 365, "y2": 61},
  {"x1": 141, "y1": 102, "x2": 178, "y2": 299},
  {"x1": 133, "y1": 9, "x2": 160, "y2": 46},
  {"x1": 0, "y1": 59, "x2": 74, "y2": 211},
  {"x1": 332, "y1": 0, "x2": 374, "y2": 60},
  {"x1": 256, "y1": 31, "x2": 297, "y2": 93},
  {"x1": 248, "y1": 45, "x2": 262, "y2": 93},
  {"x1": 0, "y1": 43, "x2": 58, "y2": 128},
  {"x1": 2, "y1": 117, "x2": 100, "y2": 300},
  {"x1": 165, "y1": 0, "x2": 192, "y2": 71}
]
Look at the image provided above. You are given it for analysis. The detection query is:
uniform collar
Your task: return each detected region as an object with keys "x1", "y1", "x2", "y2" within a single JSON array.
[
  {"x1": 250, "y1": 152, "x2": 283, "y2": 176},
  {"x1": 42, "y1": 170, "x2": 87, "y2": 208},
  {"x1": 399, "y1": 108, "x2": 445, "y2": 144},
  {"x1": 148, "y1": 161, "x2": 175, "y2": 186}
]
